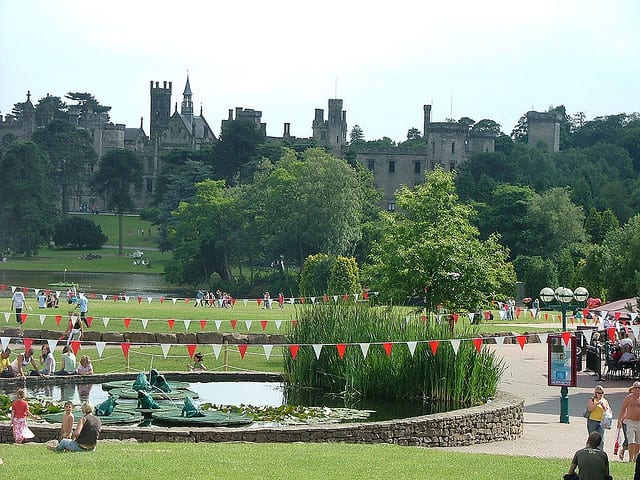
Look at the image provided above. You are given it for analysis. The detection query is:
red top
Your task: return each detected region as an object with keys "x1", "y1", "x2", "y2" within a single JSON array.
[{"x1": 12, "y1": 399, "x2": 28, "y2": 418}]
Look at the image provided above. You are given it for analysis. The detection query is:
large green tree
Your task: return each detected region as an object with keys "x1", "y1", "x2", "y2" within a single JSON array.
[
  {"x1": 32, "y1": 119, "x2": 97, "y2": 213},
  {"x1": 367, "y1": 168, "x2": 515, "y2": 312},
  {"x1": 0, "y1": 142, "x2": 57, "y2": 255},
  {"x1": 212, "y1": 119, "x2": 265, "y2": 185},
  {"x1": 90, "y1": 149, "x2": 143, "y2": 254}
]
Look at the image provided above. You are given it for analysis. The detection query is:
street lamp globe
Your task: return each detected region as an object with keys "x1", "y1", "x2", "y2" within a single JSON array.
[
  {"x1": 540, "y1": 287, "x2": 555, "y2": 303},
  {"x1": 574, "y1": 287, "x2": 589, "y2": 303},
  {"x1": 555, "y1": 287, "x2": 574, "y2": 304}
]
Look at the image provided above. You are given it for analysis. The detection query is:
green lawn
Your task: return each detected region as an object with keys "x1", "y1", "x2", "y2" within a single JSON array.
[
  {"x1": 75, "y1": 213, "x2": 158, "y2": 248},
  {"x1": 0, "y1": 442, "x2": 632, "y2": 479}
]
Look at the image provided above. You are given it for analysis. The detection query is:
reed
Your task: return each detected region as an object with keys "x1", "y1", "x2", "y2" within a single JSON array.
[{"x1": 284, "y1": 303, "x2": 504, "y2": 409}]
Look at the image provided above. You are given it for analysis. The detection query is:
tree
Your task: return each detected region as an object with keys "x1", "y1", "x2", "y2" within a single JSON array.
[
  {"x1": 471, "y1": 119, "x2": 502, "y2": 136},
  {"x1": 53, "y1": 216, "x2": 107, "y2": 249},
  {"x1": 34, "y1": 95, "x2": 67, "y2": 127},
  {"x1": 90, "y1": 149, "x2": 143, "y2": 255},
  {"x1": 349, "y1": 125, "x2": 364, "y2": 144},
  {"x1": 32, "y1": 119, "x2": 97, "y2": 213},
  {"x1": 367, "y1": 168, "x2": 515, "y2": 312},
  {"x1": 598, "y1": 214, "x2": 640, "y2": 299},
  {"x1": 212, "y1": 119, "x2": 265, "y2": 185},
  {"x1": 165, "y1": 180, "x2": 241, "y2": 284},
  {"x1": 299, "y1": 254, "x2": 334, "y2": 296},
  {"x1": 327, "y1": 256, "x2": 360, "y2": 295},
  {"x1": 65, "y1": 92, "x2": 111, "y2": 117},
  {"x1": 0, "y1": 142, "x2": 57, "y2": 255},
  {"x1": 406, "y1": 127, "x2": 421, "y2": 140}
]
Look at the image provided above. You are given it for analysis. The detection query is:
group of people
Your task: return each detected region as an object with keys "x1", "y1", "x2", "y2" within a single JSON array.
[
  {"x1": 262, "y1": 292, "x2": 285, "y2": 309},
  {"x1": 194, "y1": 289, "x2": 234, "y2": 308},
  {"x1": 36, "y1": 291, "x2": 60, "y2": 308},
  {"x1": 570, "y1": 381, "x2": 640, "y2": 479},
  {"x1": 11, "y1": 288, "x2": 89, "y2": 325},
  {"x1": 10, "y1": 387, "x2": 101, "y2": 452},
  {"x1": 0, "y1": 345, "x2": 93, "y2": 377}
]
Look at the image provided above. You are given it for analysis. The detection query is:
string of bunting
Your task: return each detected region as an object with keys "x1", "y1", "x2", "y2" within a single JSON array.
[
  {"x1": 0, "y1": 330, "x2": 614, "y2": 363},
  {"x1": 1, "y1": 284, "x2": 378, "y2": 306}
]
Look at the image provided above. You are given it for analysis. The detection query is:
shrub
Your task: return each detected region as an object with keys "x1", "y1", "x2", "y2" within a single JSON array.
[
  {"x1": 327, "y1": 256, "x2": 360, "y2": 295},
  {"x1": 299, "y1": 254, "x2": 334, "y2": 296},
  {"x1": 53, "y1": 216, "x2": 108, "y2": 249}
]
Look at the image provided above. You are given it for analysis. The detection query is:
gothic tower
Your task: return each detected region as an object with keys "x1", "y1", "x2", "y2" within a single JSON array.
[
  {"x1": 149, "y1": 80, "x2": 172, "y2": 139},
  {"x1": 181, "y1": 75, "x2": 194, "y2": 120}
]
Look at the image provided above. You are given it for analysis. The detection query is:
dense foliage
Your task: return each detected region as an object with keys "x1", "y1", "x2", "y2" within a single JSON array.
[
  {"x1": 284, "y1": 304, "x2": 504, "y2": 409},
  {"x1": 53, "y1": 215, "x2": 108, "y2": 249}
]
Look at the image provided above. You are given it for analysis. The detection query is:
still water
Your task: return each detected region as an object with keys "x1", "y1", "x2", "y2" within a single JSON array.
[{"x1": 0, "y1": 270, "x2": 191, "y2": 298}]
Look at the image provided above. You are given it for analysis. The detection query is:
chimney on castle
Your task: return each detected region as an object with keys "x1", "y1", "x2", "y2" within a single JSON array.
[
  {"x1": 283, "y1": 123, "x2": 291, "y2": 138},
  {"x1": 423, "y1": 105, "x2": 432, "y2": 138}
]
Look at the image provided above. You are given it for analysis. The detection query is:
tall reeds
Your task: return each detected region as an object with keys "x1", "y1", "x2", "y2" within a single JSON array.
[{"x1": 284, "y1": 303, "x2": 503, "y2": 410}]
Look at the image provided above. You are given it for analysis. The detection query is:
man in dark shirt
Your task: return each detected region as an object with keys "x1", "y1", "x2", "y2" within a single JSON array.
[
  {"x1": 54, "y1": 402, "x2": 102, "y2": 452},
  {"x1": 567, "y1": 431, "x2": 610, "y2": 480}
]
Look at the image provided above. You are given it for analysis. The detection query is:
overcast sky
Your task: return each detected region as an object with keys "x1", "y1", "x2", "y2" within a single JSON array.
[{"x1": 1, "y1": 0, "x2": 638, "y2": 143}]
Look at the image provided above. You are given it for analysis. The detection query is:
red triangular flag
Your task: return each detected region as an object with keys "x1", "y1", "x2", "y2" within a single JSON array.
[
  {"x1": 184, "y1": 298, "x2": 190, "y2": 304},
  {"x1": 0, "y1": 284, "x2": 5, "y2": 291},
  {"x1": 121, "y1": 342, "x2": 131, "y2": 358},
  {"x1": 323, "y1": 295, "x2": 328, "y2": 303},
  {"x1": 545, "y1": 313, "x2": 549, "y2": 321},
  {"x1": 20, "y1": 313, "x2": 27, "y2": 324},
  {"x1": 160, "y1": 297, "x2": 165, "y2": 304},
  {"x1": 292, "y1": 319, "x2": 298, "y2": 328},
  {"x1": 23, "y1": 338, "x2": 33, "y2": 351},
  {"x1": 86, "y1": 316, "x2": 93, "y2": 327},
  {"x1": 472, "y1": 338, "x2": 483, "y2": 352},
  {"x1": 607, "y1": 327, "x2": 616, "y2": 342},
  {"x1": 186, "y1": 344, "x2": 197, "y2": 358},
  {"x1": 300, "y1": 297, "x2": 305, "y2": 304},
  {"x1": 615, "y1": 312, "x2": 622, "y2": 321},
  {"x1": 70, "y1": 340, "x2": 81, "y2": 355},
  {"x1": 289, "y1": 344, "x2": 299, "y2": 360},
  {"x1": 167, "y1": 319, "x2": 175, "y2": 330},
  {"x1": 363, "y1": 291, "x2": 368, "y2": 300},
  {"x1": 238, "y1": 344, "x2": 248, "y2": 359},
  {"x1": 55, "y1": 315, "x2": 62, "y2": 326},
  {"x1": 343, "y1": 294, "x2": 349, "y2": 302},
  {"x1": 123, "y1": 318, "x2": 131, "y2": 328},
  {"x1": 137, "y1": 296, "x2": 142, "y2": 304},
  {"x1": 483, "y1": 311, "x2": 491, "y2": 320},
  {"x1": 382, "y1": 342, "x2": 393, "y2": 357},
  {"x1": 230, "y1": 319, "x2": 237, "y2": 330},
  {"x1": 429, "y1": 340, "x2": 439, "y2": 356},
  {"x1": 199, "y1": 320, "x2": 207, "y2": 330},
  {"x1": 452, "y1": 313, "x2": 459, "y2": 323},
  {"x1": 336, "y1": 343, "x2": 347, "y2": 359},
  {"x1": 90, "y1": 292, "x2": 96, "y2": 299},
  {"x1": 420, "y1": 315, "x2": 427, "y2": 323},
  {"x1": 583, "y1": 309, "x2": 589, "y2": 318},
  {"x1": 515, "y1": 307, "x2": 521, "y2": 319},
  {"x1": 260, "y1": 320, "x2": 268, "y2": 330},
  {"x1": 256, "y1": 298, "x2": 262, "y2": 306},
  {"x1": 113, "y1": 295, "x2": 119, "y2": 302},
  {"x1": 516, "y1": 335, "x2": 527, "y2": 350},
  {"x1": 561, "y1": 331, "x2": 572, "y2": 346}
]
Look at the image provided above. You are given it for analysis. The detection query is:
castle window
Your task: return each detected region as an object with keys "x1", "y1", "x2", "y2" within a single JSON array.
[
  {"x1": 432, "y1": 142, "x2": 435, "y2": 155},
  {"x1": 389, "y1": 161, "x2": 395, "y2": 173},
  {"x1": 451, "y1": 142, "x2": 455, "y2": 154},
  {"x1": 146, "y1": 178, "x2": 153, "y2": 193},
  {"x1": 449, "y1": 162, "x2": 456, "y2": 172},
  {"x1": 321, "y1": 132, "x2": 327, "y2": 140},
  {"x1": 414, "y1": 161, "x2": 421, "y2": 174},
  {"x1": 367, "y1": 160, "x2": 375, "y2": 171},
  {"x1": 387, "y1": 202, "x2": 396, "y2": 212}
]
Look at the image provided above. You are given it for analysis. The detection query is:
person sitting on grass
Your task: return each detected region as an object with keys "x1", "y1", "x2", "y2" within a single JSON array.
[
  {"x1": 53, "y1": 402, "x2": 101, "y2": 452},
  {"x1": 566, "y1": 431, "x2": 611, "y2": 480},
  {"x1": 76, "y1": 355, "x2": 93, "y2": 375},
  {"x1": 188, "y1": 352, "x2": 206, "y2": 371}
]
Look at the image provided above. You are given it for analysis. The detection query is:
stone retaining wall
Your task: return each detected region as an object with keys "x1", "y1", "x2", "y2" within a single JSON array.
[{"x1": 0, "y1": 374, "x2": 523, "y2": 446}]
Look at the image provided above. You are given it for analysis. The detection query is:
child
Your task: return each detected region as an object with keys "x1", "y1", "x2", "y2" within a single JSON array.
[
  {"x1": 76, "y1": 355, "x2": 94, "y2": 375},
  {"x1": 10, "y1": 388, "x2": 38, "y2": 444},
  {"x1": 188, "y1": 352, "x2": 206, "y2": 371},
  {"x1": 60, "y1": 401, "x2": 75, "y2": 440}
]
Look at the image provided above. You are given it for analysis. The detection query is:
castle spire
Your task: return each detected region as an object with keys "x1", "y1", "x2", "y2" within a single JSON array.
[{"x1": 181, "y1": 75, "x2": 194, "y2": 117}]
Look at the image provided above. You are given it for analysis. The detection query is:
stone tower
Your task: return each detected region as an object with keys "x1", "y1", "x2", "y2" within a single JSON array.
[
  {"x1": 180, "y1": 75, "x2": 194, "y2": 120},
  {"x1": 527, "y1": 110, "x2": 560, "y2": 152},
  {"x1": 312, "y1": 99, "x2": 347, "y2": 156},
  {"x1": 149, "y1": 80, "x2": 172, "y2": 139}
]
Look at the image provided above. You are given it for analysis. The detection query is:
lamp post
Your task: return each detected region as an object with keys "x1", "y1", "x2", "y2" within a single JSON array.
[{"x1": 540, "y1": 286, "x2": 589, "y2": 424}]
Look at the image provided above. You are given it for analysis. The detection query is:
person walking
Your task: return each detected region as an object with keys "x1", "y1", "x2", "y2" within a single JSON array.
[
  {"x1": 11, "y1": 289, "x2": 27, "y2": 324},
  {"x1": 76, "y1": 293, "x2": 89, "y2": 327},
  {"x1": 618, "y1": 381, "x2": 640, "y2": 462},
  {"x1": 566, "y1": 431, "x2": 610, "y2": 480},
  {"x1": 586, "y1": 385, "x2": 610, "y2": 450}
]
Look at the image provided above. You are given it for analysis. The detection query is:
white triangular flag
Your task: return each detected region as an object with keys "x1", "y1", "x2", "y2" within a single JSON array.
[
  {"x1": 147, "y1": 297, "x2": 153, "y2": 304},
  {"x1": 599, "y1": 311, "x2": 608, "y2": 322},
  {"x1": 183, "y1": 320, "x2": 191, "y2": 330},
  {"x1": 102, "y1": 294, "x2": 108, "y2": 301},
  {"x1": 275, "y1": 321, "x2": 282, "y2": 331},
  {"x1": 1, "y1": 336, "x2": 10, "y2": 351},
  {"x1": 359, "y1": 343, "x2": 370, "y2": 358},
  {"x1": 124, "y1": 295, "x2": 130, "y2": 303},
  {"x1": 242, "y1": 299, "x2": 248, "y2": 306},
  {"x1": 95, "y1": 341, "x2": 106, "y2": 358},
  {"x1": 530, "y1": 308, "x2": 537, "y2": 318},
  {"x1": 631, "y1": 325, "x2": 640, "y2": 340},
  {"x1": 450, "y1": 339, "x2": 460, "y2": 355},
  {"x1": 39, "y1": 314, "x2": 46, "y2": 325},
  {"x1": 538, "y1": 333, "x2": 549, "y2": 345},
  {"x1": 499, "y1": 310, "x2": 507, "y2": 320},
  {"x1": 312, "y1": 344, "x2": 323, "y2": 359},
  {"x1": 468, "y1": 313, "x2": 475, "y2": 322},
  {"x1": 214, "y1": 320, "x2": 222, "y2": 331},
  {"x1": 405, "y1": 315, "x2": 411, "y2": 325},
  {"x1": 56, "y1": 290, "x2": 62, "y2": 299},
  {"x1": 47, "y1": 339, "x2": 58, "y2": 352},
  {"x1": 34, "y1": 289, "x2": 40, "y2": 296},
  {"x1": 632, "y1": 312, "x2": 639, "y2": 323},
  {"x1": 353, "y1": 293, "x2": 359, "y2": 301},
  {"x1": 102, "y1": 317, "x2": 110, "y2": 327},
  {"x1": 436, "y1": 314, "x2": 442, "y2": 324},
  {"x1": 582, "y1": 329, "x2": 594, "y2": 344},
  {"x1": 245, "y1": 320, "x2": 252, "y2": 331},
  {"x1": 161, "y1": 344, "x2": 171, "y2": 359},
  {"x1": 310, "y1": 297, "x2": 316, "y2": 304},
  {"x1": 3, "y1": 312, "x2": 9, "y2": 323},
  {"x1": 494, "y1": 336, "x2": 504, "y2": 348},
  {"x1": 11, "y1": 286, "x2": 16, "y2": 293},
  {"x1": 263, "y1": 344, "x2": 273, "y2": 360},
  {"x1": 407, "y1": 341, "x2": 417, "y2": 357},
  {"x1": 141, "y1": 318, "x2": 149, "y2": 330},
  {"x1": 212, "y1": 344, "x2": 222, "y2": 359},
  {"x1": 333, "y1": 295, "x2": 339, "y2": 303},
  {"x1": 171, "y1": 298, "x2": 178, "y2": 304}
]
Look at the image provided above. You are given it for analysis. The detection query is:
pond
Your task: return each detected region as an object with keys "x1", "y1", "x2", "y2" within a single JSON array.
[{"x1": 0, "y1": 270, "x2": 191, "y2": 298}]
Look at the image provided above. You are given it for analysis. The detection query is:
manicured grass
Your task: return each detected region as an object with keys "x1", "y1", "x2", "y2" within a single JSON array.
[
  {"x1": 0, "y1": 442, "x2": 632, "y2": 479},
  {"x1": 73, "y1": 213, "x2": 157, "y2": 248}
]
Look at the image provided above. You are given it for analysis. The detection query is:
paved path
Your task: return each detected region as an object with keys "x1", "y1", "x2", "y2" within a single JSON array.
[{"x1": 437, "y1": 340, "x2": 633, "y2": 461}]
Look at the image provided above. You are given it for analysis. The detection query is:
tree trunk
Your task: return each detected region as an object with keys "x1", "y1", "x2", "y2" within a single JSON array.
[{"x1": 118, "y1": 212, "x2": 124, "y2": 255}]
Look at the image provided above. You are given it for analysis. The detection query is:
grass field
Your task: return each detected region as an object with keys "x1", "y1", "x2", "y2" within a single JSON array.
[{"x1": 0, "y1": 441, "x2": 633, "y2": 479}]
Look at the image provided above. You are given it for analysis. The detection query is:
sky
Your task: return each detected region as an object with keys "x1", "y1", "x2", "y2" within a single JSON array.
[{"x1": 1, "y1": 0, "x2": 639, "y2": 143}]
